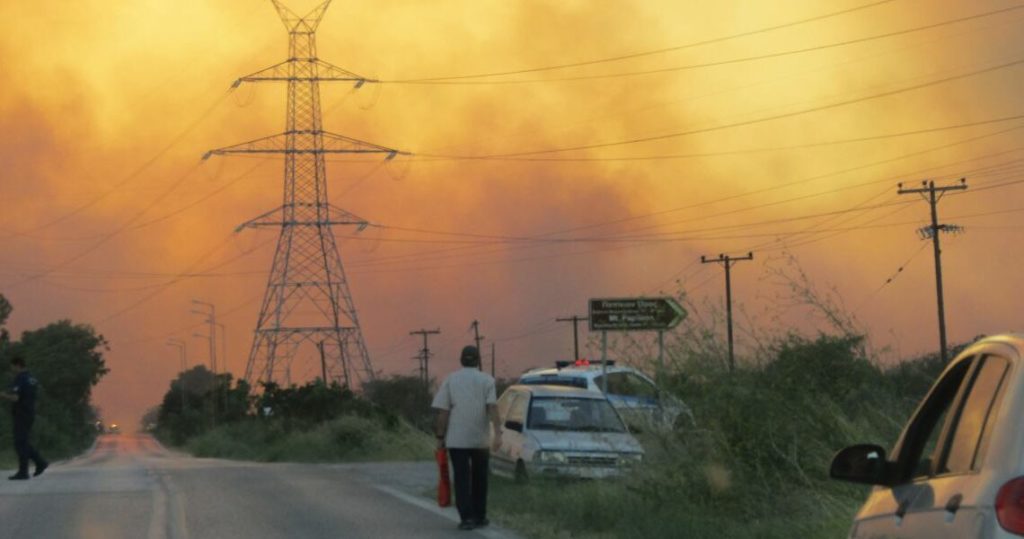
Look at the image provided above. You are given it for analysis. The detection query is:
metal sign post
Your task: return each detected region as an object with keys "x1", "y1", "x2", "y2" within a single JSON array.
[
  {"x1": 601, "y1": 331, "x2": 609, "y2": 394},
  {"x1": 657, "y1": 330, "x2": 664, "y2": 379}
]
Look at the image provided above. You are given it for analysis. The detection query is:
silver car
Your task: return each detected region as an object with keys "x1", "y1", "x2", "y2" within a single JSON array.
[
  {"x1": 831, "y1": 334, "x2": 1024, "y2": 538},
  {"x1": 491, "y1": 384, "x2": 644, "y2": 481}
]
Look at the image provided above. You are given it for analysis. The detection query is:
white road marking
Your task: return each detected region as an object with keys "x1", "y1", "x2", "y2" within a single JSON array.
[{"x1": 372, "y1": 485, "x2": 521, "y2": 539}]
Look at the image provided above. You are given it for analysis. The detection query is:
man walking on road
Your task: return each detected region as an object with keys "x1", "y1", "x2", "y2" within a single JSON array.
[
  {"x1": 2, "y1": 355, "x2": 48, "y2": 480},
  {"x1": 432, "y1": 345, "x2": 501, "y2": 531}
]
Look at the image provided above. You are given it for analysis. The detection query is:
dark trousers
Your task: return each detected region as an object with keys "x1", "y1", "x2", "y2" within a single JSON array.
[
  {"x1": 448, "y1": 448, "x2": 489, "y2": 522},
  {"x1": 13, "y1": 415, "x2": 44, "y2": 475}
]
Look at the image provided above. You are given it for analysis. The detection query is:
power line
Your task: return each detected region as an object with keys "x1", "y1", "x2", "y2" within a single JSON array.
[
  {"x1": 6, "y1": 159, "x2": 273, "y2": 243},
  {"x1": 853, "y1": 241, "x2": 931, "y2": 313},
  {"x1": 429, "y1": 56, "x2": 1024, "y2": 159},
  {"x1": 384, "y1": 5, "x2": 1024, "y2": 86},
  {"x1": 409, "y1": 115, "x2": 1024, "y2": 163},
  {"x1": 2, "y1": 160, "x2": 206, "y2": 289},
  {"x1": 0, "y1": 90, "x2": 234, "y2": 237},
  {"x1": 13, "y1": 154, "x2": 1024, "y2": 290},
  {"x1": 386, "y1": 0, "x2": 894, "y2": 83},
  {"x1": 328, "y1": 128, "x2": 1024, "y2": 274}
]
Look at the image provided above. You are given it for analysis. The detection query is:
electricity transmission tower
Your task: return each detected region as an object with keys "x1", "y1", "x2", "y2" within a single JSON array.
[
  {"x1": 205, "y1": 0, "x2": 402, "y2": 386},
  {"x1": 897, "y1": 178, "x2": 967, "y2": 363}
]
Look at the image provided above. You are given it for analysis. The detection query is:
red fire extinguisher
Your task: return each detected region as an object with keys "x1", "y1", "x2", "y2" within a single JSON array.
[{"x1": 436, "y1": 447, "x2": 451, "y2": 507}]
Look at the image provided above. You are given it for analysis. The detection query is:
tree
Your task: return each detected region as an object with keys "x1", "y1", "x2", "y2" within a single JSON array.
[
  {"x1": 0, "y1": 318, "x2": 109, "y2": 457},
  {"x1": 0, "y1": 293, "x2": 11, "y2": 349},
  {"x1": 155, "y1": 365, "x2": 251, "y2": 445}
]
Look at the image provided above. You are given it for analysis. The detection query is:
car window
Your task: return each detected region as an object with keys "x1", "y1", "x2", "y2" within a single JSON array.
[
  {"x1": 604, "y1": 373, "x2": 629, "y2": 395},
  {"x1": 940, "y1": 355, "x2": 1009, "y2": 475},
  {"x1": 893, "y1": 357, "x2": 974, "y2": 483},
  {"x1": 506, "y1": 393, "x2": 528, "y2": 425},
  {"x1": 625, "y1": 373, "x2": 658, "y2": 399},
  {"x1": 912, "y1": 404, "x2": 950, "y2": 479},
  {"x1": 526, "y1": 397, "x2": 626, "y2": 433}
]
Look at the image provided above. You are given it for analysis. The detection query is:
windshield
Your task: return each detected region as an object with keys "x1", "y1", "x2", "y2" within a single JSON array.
[{"x1": 527, "y1": 397, "x2": 626, "y2": 433}]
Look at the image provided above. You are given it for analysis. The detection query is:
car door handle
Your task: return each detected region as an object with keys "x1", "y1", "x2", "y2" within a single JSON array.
[{"x1": 945, "y1": 493, "x2": 963, "y2": 514}]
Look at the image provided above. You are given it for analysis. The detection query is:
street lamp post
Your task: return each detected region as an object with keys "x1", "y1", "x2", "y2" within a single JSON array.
[
  {"x1": 191, "y1": 300, "x2": 217, "y2": 373},
  {"x1": 166, "y1": 339, "x2": 187, "y2": 410}
]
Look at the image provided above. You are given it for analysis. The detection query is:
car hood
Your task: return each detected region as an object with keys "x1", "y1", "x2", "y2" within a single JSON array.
[{"x1": 529, "y1": 430, "x2": 643, "y2": 454}]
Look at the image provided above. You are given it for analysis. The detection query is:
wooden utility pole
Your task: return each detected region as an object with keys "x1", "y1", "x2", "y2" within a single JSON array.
[
  {"x1": 556, "y1": 315, "x2": 589, "y2": 362},
  {"x1": 898, "y1": 178, "x2": 967, "y2": 363},
  {"x1": 470, "y1": 320, "x2": 483, "y2": 371},
  {"x1": 410, "y1": 328, "x2": 441, "y2": 386},
  {"x1": 701, "y1": 252, "x2": 754, "y2": 372}
]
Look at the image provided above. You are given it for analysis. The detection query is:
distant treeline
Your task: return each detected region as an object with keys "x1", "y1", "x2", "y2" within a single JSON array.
[{"x1": 148, "y1": 366, "x2": 437, "y2": 461}]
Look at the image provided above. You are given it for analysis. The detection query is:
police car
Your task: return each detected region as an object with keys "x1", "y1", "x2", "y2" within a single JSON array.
[{"x1": 518, "y1": 360, "x2": 692, "y2": 431}]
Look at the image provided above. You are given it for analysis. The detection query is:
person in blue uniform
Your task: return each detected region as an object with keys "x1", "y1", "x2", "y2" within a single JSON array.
[{"x1": 2, "y1": 355, "x2": 47, "y2": 480}]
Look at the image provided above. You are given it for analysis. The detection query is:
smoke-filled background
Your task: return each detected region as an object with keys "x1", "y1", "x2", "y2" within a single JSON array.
[{"x1": 2, "y1": 0, "x2": 1023, "y2": 428}]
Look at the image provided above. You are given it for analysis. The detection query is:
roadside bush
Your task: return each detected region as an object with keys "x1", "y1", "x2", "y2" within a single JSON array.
[
  {"x1": 362, "y1": 375, "x2": 433, "y2": 432},
  {"x1": 186, "y1": 415, "x2": 432, "y2": 462},
  {"x1": 491, "y1": 332, "x2": 950, "y2": 539}
]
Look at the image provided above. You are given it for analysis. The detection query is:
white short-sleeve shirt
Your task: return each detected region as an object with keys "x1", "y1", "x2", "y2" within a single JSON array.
[{"x1": 431, "y1": 368, "x2": 497, "y2": 449}]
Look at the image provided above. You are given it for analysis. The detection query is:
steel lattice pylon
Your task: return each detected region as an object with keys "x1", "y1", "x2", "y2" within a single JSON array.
[{"x1": 205, "y1": 0, "x2": 401, "y2": 386}]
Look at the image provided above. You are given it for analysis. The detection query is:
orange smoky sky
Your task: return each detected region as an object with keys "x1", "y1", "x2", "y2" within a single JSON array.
[{"x1": 1, "y1": 0, "x2": 1023, "y2": 428}]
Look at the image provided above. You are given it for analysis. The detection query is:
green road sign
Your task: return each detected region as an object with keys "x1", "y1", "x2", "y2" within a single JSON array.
[{"x1": 588, "y1": 297, "x2": 687, "y2": 331}]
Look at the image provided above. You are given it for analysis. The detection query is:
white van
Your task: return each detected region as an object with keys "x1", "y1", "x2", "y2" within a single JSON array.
[{"x1": 831, "y1": 334, "x2": 1024, "y2": 538}]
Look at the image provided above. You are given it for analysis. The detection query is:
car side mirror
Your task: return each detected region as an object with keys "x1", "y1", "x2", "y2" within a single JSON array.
[
  {"x1": 830, "y1": 444, "x2": 892, "y2": 486},
  {"x1": 504, "y1": 420, "x2": 523, "y2": 433}
]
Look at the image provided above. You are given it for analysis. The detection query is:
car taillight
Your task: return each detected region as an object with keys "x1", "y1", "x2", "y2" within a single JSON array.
[{"x1": 996, "y1": 477, "x2": 1024, "y2": 534}]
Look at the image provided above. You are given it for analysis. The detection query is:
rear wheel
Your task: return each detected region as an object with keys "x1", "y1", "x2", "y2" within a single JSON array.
[{"x1": 514, "y1": 460, "x2": 528, "y2": 484}]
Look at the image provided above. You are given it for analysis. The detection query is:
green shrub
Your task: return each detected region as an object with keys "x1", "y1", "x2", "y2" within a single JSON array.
[
  {"x1": 490, "y1": 332, "x2": 952, "y2": 539},
  {"x1": 185, "y1": 415, "x2": 432, "y2": 462}
]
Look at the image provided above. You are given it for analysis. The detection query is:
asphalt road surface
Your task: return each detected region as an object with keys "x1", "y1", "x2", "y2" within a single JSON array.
[{"x1": 0, "y1": 434, "x2": 519, "y2": 539}]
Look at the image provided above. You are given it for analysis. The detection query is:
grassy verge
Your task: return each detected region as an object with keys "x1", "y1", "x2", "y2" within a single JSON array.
[
  {"x1": 182, "y1": 415, "x2": 434, "y2": 463},
  {"x1": 488, "y1": 474, "x2": 864, "y2": 538},
  {"x1": 483, "y1": 333, "x2": 943, "y2": 538}
]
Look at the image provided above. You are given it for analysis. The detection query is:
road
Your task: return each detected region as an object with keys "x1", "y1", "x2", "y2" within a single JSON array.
[{"x1": 0, "y1": 434, "x2": 519, "y2": 539}]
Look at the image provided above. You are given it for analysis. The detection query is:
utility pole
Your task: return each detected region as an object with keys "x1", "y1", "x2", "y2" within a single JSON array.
[
  {"x1": 556, "y1": 315, "x2": 589, "y2": 362},
  {"x1": 216, "y1": 322, "x2": 227, "y2": 376},
  {"x1": 409, "y1": 328, "x2": 440, "y2": 387},
  {"x1": 204, "y1": 0, "x2": 403, "y2": 386},
  {"x1": 701, "y1": 252, "x2": 754, "y2": 372},
  {"x1": 470, "y1": 320, "x2": 484, "y2": 371},
  {"x1": 166, "y1": 339, "x2": 187, "y2": 410},
  {"x1": 317, "y1": 340, "x2": 328, "y2": 384},
  {"x1": 191, "y1": 300, "x2": 217, "y2": 374},
  {"x1": 898, "y1": 178, "x2": 967, "y2": 363}
]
